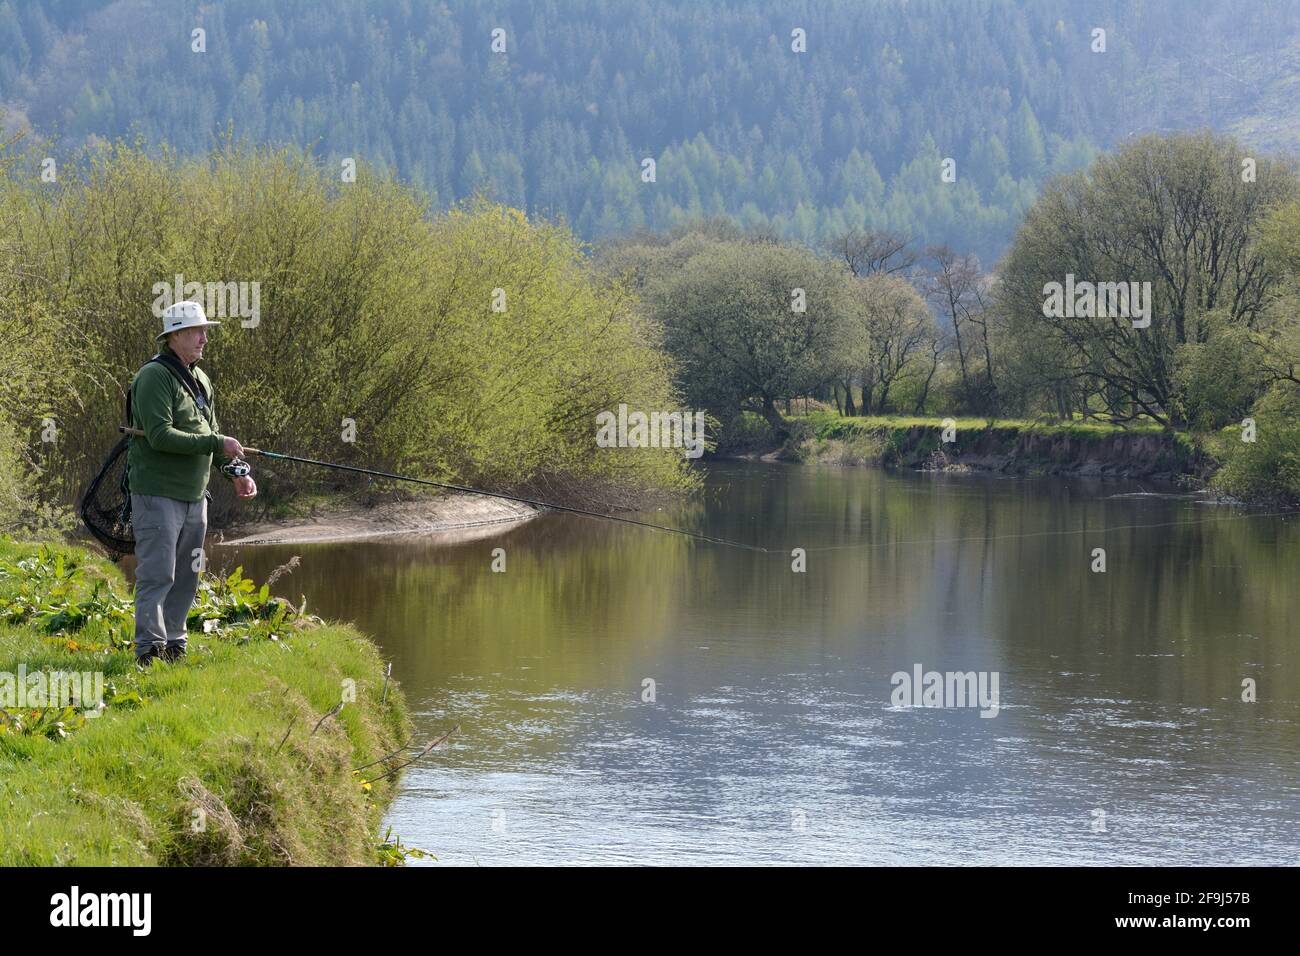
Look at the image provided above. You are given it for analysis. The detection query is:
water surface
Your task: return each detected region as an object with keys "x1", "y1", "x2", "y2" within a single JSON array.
[{"x1": 224, "y1": 462, "x2": 1300, "y2": 865}]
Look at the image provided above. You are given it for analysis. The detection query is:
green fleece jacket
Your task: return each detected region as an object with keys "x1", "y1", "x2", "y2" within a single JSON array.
[{"x1": 127, "y1": 346, "x2": 231, "y2": 502}]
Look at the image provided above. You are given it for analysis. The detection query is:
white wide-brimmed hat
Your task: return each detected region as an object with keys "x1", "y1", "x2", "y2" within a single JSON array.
[{"x1": 157, "y1": 299, "x2": 221, "y2": 342}]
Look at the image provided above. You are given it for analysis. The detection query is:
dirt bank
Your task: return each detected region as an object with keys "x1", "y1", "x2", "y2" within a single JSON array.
[
  {"x1": 216, "y1": 493, "x2": 538, "y2": 546},
  {"x1": 900, "y1": 427, "x2": 1210, "y2": 480},
  {"x1": 779, "y1": 418, "x2": 1216, "y2": 482}
]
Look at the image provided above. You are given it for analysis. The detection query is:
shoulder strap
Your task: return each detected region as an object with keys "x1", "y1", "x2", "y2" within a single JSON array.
[
  {"x1": 125, "y1": 354, "x2": 212, "y2": 426},
  {"x1": 153, "y1": 351, "x2": 210, "y2": 406}
]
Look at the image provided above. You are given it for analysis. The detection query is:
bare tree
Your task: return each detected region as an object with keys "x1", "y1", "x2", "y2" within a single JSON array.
[
  {"x1": 826, "y1": 228, "x2": 917, "y2": 279},
  {"x1": 913, "y1": 333, "x2": 946, "y2": 414},
  {"x1": 924, "y1": 246, "x2": 998, "y2": 414}
]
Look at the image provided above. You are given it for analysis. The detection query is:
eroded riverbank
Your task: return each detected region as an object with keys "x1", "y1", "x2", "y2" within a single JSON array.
[{"x1": 731, "y1": 414, "x2": 1216, "y2": 483}]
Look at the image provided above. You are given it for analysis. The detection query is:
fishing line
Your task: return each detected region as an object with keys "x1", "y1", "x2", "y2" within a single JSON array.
[
  {"x1": 796, "y1": 506, "x2": 1300, "y2": 554},
  {"x1": 119, "y1": 427, "x2": 769, "y2": 552},
  {"x1": 116, "y1": 429, "x2": 1299, "y2": 555}
]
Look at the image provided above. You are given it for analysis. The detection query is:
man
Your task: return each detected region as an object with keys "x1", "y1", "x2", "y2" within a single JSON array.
[{"x1": 129, "y1": 300, "x2": 257, "y2": 667}]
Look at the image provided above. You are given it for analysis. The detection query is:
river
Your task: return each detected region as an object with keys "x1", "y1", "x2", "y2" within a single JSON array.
[{"x1": 223, "y1": 461, "x2": 1300, "y2": 865}]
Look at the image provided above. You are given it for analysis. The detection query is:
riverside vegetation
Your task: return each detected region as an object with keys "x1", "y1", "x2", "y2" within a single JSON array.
[
  {"x1": 0, "y1": 126, "x2": 1296, "y2": 867},
  {"x1": 0, "y1": 537, "x2": 419, "y2": 865},
  {"x1": 0, "y1": 137, "x2": 689, "y2": 867},
  {"x1": 1, "y1": 0, "x2": 1294, "y2": 871},
  {"x1": 599, "y1": 131, "x2": 1300, "y2": 504},
  {"x1": 777, "y1": 410, "x2": 1205, "y2": 481},
  {"x1": 0, "y1": 134, "x2": 696, "y2": 538},
  {"x1": 2, "y1": 129, "x2": 1298, "y2": 544}
]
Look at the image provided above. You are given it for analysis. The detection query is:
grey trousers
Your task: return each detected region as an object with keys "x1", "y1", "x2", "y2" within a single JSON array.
[{"x1": 131, "y1": 493, "x2": 207, "y2": 655}]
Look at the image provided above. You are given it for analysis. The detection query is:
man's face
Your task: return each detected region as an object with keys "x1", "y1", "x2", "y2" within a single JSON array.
[{"x1": 168, "y1": 326, "x2": 209, "y2": 366}]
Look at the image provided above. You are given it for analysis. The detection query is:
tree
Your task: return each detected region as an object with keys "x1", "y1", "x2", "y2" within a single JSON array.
[
  {"x1": 825, "y1": 227, "x2": 916, "y2": 278},
  {"x1": 1009, "y1": 99, "x2": 1046, "y2": 179},
  {"x1": 925, "y1": 245, "x2": 997, "y2": 414},
  {"x1": 649, "y1": 240, "x2": 850, "y2": 438},
  {"x1": 848, "y1": 273, "x2": 936, "y2": 414},
  {"x1": 1253, "y1": 198, "x2": 1300, "y2": 389},
  {"x1": 996, "y1": 132, "x2": 1296, "y2": 425}
]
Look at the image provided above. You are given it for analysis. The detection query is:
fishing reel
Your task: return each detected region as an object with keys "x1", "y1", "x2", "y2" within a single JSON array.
[{"x1": 221, "y1": 457, "x2": 252, "y2": 479}]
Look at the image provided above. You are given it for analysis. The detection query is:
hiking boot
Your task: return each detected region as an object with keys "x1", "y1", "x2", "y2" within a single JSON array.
[
  {"x1": 136, "y1": 646, "x2": 161, "y2": 668},
  {"x1": 161, "y1": 644, "x2": 187, "y2": 663}
]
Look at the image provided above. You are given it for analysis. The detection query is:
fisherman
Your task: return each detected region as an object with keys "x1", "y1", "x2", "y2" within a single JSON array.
[{"x1": 128, "y1": 300, "x2": 257, "y2": 667}]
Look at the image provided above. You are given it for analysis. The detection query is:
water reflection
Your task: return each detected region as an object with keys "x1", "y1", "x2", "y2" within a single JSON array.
[{"x1": 224, "y1": 462, "x2": 1300, "y2": 865}]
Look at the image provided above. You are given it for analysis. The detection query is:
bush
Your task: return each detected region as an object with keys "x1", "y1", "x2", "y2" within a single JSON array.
[
  {"x1": 716, "y1": 411, "x2": 776, "y2": 454},
  {"x1": 0, "y1": 140, "x2": 694, "y2": 528},
  {"x1": 1212, "y1": 384, "x2": 1300, "y2": 503},
  {"x1": 777, "y1": 418, "x2": 815, "y2": 461},
  {"x1": 1173, "y1": 321, "x2": 1264, "y2": 431},
  {"x1": 814, "y1": 432, "x2": 885, "y2": 465},
  {"x1": 0, "y1": 414, "x2": 74, "y2": 539}
]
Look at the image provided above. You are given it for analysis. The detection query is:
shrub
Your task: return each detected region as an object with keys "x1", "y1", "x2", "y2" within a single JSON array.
[
  {"x1": 1212, "y1": 384, "x2": 1300, "y2": 503},
  {"x1": 0, "y1": 140, "x2": 695, "y2": 531}
]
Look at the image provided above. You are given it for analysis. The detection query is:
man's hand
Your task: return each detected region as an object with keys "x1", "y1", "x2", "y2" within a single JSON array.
[
  {"x1": 222, "y1": 436, "x2": 246, "y2": 459},
  {"x1": 233, "y1": 475, "x2": 257, "y2": 499}
]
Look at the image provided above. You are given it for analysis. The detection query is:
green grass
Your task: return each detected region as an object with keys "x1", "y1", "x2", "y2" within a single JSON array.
[
  {"x1": 803, "y1": 409, "x2": 1173, "y2": 441},
  {"x1": 786, "y1": 410, "x2": 1203, "y2": 475},
  {"x1": 0, "y1": 537, "x2": 414, "y2": 865}
]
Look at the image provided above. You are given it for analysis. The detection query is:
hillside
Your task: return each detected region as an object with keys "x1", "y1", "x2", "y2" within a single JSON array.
[{"x1": 3, "y1": 0, "x2": 1299, "y2": 263}]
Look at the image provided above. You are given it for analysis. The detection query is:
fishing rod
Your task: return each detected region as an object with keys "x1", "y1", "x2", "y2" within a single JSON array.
[
  {"x1": 113, "y1": 429, "x2": 1296, "y2": 558},
  {"x1": 118, "y1": 426, "x2": 768, "y2": 551}
]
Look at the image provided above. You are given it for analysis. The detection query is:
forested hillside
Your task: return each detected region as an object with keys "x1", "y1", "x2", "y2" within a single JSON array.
[{"x1": 3, "y1": 0, "x2": 1298, "y2": 263}]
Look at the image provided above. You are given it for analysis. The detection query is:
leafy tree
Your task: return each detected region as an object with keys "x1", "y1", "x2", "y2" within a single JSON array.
[
  {"x1": 849, "y1": 274, "x2": 936, "y2": 414},
  {"x1": 996, "y1": 131, "x2": 1296, "y2": 425},
  {"x1": 648, "y1": 240, "x2": 850, "y2": 438}
]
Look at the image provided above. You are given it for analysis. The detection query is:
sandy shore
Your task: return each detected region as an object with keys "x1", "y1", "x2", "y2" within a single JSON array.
[{"x1": 215, "y1": 493, "x2": 539, "y2": 546}]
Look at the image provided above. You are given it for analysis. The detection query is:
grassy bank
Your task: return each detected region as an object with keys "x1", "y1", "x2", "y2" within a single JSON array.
[
  {"x1": 729, "y1": 410, "x2": 1209, "y2": 481},
  {"x1": 0, "y1": 538, "x2": 414, "y2": 865}
]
